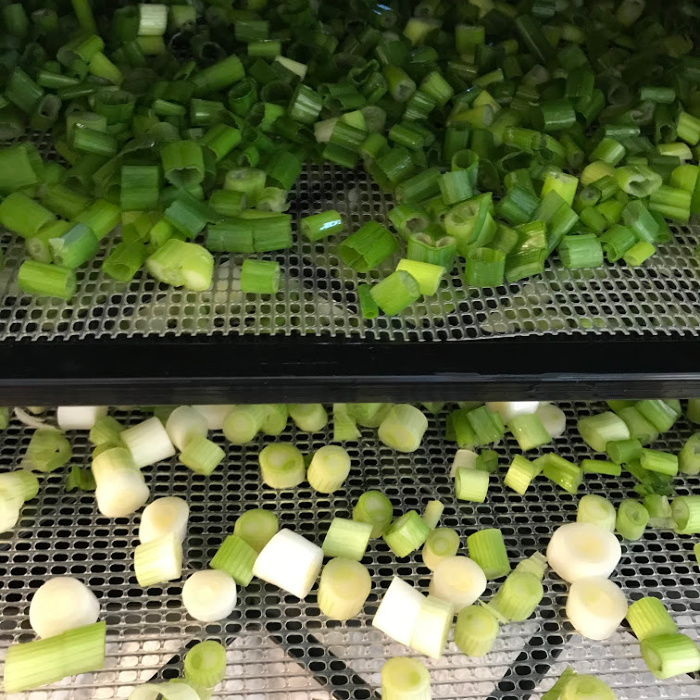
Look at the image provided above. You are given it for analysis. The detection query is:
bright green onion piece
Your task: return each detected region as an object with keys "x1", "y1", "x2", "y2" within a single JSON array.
[
  {"x1": 383, "y1": 510, "x2": 430, "y2": 558},
  {"x1": 679, "y1": 433, "x2": 700, "y2": 475},
  {"x1": 637, "y1": 399, "x2": 679, "y2": 433},
  {"x1": 234, "y1": 509, "x2": 278, "y2": 553},
  {"x1": 381, "y1": 657, "x2": 430, "y2": 700},
  {"x1": 455, "y1": 467, "x2": 489, "y2": 503},
  {"x1": 640, "y1": 449, "x2": 678, "y2": 476},
  {"x1": 508, "y1": 413, "x2": 551, "y2": 451},
  {"x1": 640, "y1": 634, "x2": 700, "y2": 679},
  {"x1": 318, "y1": 557, "x2": 372, "y2": 621},
  {"x1": 466, "y1": 405, "x2": 505, "y2": 445},
  {"x1": 89, "y1": 416, "x2": 124, "y2": 446},
  {"x1": 339, "y1": 222, "x2": 398, "y2": 273},
  {"x1": 504, "y1": 455, "x2": 542, "y2": 496},
  {"x1": 644, "y1": 494, "x2": 673, "y2": 528},
  {"x1": 422, "y1": 527, "x2": 460, "y2": 571},
  {"x1": 120, "y1": 165, "x2": 160, "y2": 212},
  {"x1": 161, "y1": 140, "x2": 204, "y2": 188},
  {"x1": 41, "y1": 184, "x2": 90, "y2": 220},
  {"x1": 615, "y1": 164, "x2": 663, "y2": 198},
  {"x1": 3, "y1": 622, "x2": 106, "y2": 695},
  {"x1": 490, "y1": 571, "x2": 543, "y2": 622},
  {"x1": 578, "y1": 412, "x2": 630, "y2": 452},
  {"x1": 103, "y1": 242, "x2": 147, "y2": 283},
  {"x1": 467, "y1": 528, "x2": 510, "y2": 580},
  {"x1": 577, "y1": 494, "x2": 616, "y2": 532},
  {"x1": 322, "y1": 517, "x2": 371, "y2": 561},
  {"x1": 540, "y1": 454, "x2": 583, "y2": 493},
  {"x1": 600, "y1": 225, "x2": 636, "y2": 263},
  {"x1": 75, "y1": 200, "x2": 119, "y2": 242},
  {"x1": 183, "y1": 640, "x2": 226, "y2": 689},
  {"x1": 395, "y1": 259, "x2": 444, "y2": 295},
  {"x1": 627, "y1": 597, "x2": 678, "y2": 642},
  {"x1": 616, "y1": 499, "x2": 649, "y2": 540},
  {"x1": 258, "y1": 443, "x2": 305, "y2": 489},
  {"x1": 146, "y1": 240, "x2": 213, "y2": 291},
  {"x1": 179, "y1": 436, "x2": 225, "y2": 476},
  {"x1": 210, "y1": 534, "x2": 256, "y2": 586},
  {"x1": 671, "y1": 496, "x2": 700, "y2": 534},
  {"x1": 677, "y1": 111, "x2": 700, "y2": 146},
  {"x1": 0, "y1": 192, "x2": 56, "y2": 238},
  {"x1": 454, "y1": 605, "x2": 499, "y2": 657},
  {"x1": 353, "y1": 490, "x2": 393, "y2": 538},
  {"x1": 301, "y1": 210, "x2": 344, "y2": 242},
  {"x1": 307, "y1": 445, "x2": 351, "y2": 494},
  {"x1": 558, "y1": 234, "x2": 603, "y2": 269},
  {"x1": 581, "y1": 459, "x2": 622, "y2": 476},
  {"x1": 240, "y1": 259, "x2": 280, "y2": 295},
  {"x1": 192, "y1": 55, "x2": 245, "y2": 96},
  {"x1": 49, "y1": 223, "x2": 98, "y2": 269},
  {"x1": 421, "y1": 500, "x2": 443, "y2": 530},
  {"x1": 464, "y1": 247, "x2": 505, "y2": 288},
  {"x1": 606, "y1": 438, "x2": 643, "y2": 465},
  {"x1": 18, "y1": 260, "x2": 77, "y2": 300}
]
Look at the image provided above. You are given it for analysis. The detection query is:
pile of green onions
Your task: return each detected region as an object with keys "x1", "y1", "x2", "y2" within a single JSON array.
[{"x1": 0, "y1": 0, "x2": 698, "y2": 313}]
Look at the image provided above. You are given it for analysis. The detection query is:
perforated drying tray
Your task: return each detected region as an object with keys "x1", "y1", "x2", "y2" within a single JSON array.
[
  {"x1": 1, "y1": 132, "x2": 699, "y2": 342},
  {"x1": 1, "y1": 403, "x2": 699, "y2": 700}
]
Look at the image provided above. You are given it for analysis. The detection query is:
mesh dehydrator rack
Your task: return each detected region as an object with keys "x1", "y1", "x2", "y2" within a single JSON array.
[
  {"x1": 0, "y1": 133, "x2": 698, "y2": 403},
  {"x1": 0, "y1": 404, "x2": 699, "y2": 700}
]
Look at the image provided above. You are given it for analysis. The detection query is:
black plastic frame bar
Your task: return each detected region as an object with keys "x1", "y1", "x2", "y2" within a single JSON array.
[{"x1": 0, "y1": 333, "x2": 697, "y2": 404}]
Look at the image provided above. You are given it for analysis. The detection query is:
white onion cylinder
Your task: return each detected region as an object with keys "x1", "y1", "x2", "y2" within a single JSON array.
[
  {"x1": 57, "y1": 406, "x2": 108, "y2": 431},
  {"x1": 253, "y1": 529, "x2": 323, "y2": 599},
  {"x1": 566, "y1": 576, "x2": 628, "y2": 640},
  {"x1": 450, "y1": 449, "x2": 478, "y2": 478},
  {"x1": 29, "y1": 576, "x2": 100, "y2": 638},
  {"x1": 165, "y1": 406, "x2": 209, "y2": 452},
  {"x1": 372, "y1": 576, "x2": 424, "y2": 646},
  {"x1": 192, "y1": 405, "x2": 234, "y2": 431},
  {"x1": 182, "y1": 569, "x2": 237, "y2": 622},
  {"x1": 121, "y1": 417, "x2": 176, "y2": 468},
  {"x1": 429, "y1": 556, "x2": 487, "y2": 611},
  {"x1": 139, "y1": 497, "x2": 190, "y2": 544},
  {"x1": 93, "y1": 447, "x2": 150, "y2": 518},
  {"x1": 536, "y1": 403, "x2": 567, "y2": 439},
  {"x1": 486, "y1": 402, "x2": 540, "y2": 422},
  {"x1": 546, "y1": 522, "x2": 622, "y2": 583}
]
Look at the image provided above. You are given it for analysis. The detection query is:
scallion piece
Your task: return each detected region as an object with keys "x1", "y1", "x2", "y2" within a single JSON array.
[
  {"x1": 288, "y1": 403, "x2": 328, "y2": 432},
  {"x1": 641, "y1": 634, "x2": 700, "y2": 679},
  {"x1": 301, "y1": 210, "x2": 344, "y2": 242},
  {"x1": 378, "y1": 404, "x2": 428, "y2": 453},
  {"x1": 240, "y1": 258, "x2": 280, "y2": 295},
  {"x1": 504, "y1": 454, "x2": 542, "y2": 496},
  {"x1": 322, "y1": 517, "x2": 371, "y2": 561},
  {"x1": 258, "y1": 442, "x2": 305, "y2": 489},
  {"x1": 616, "y1": 499, "x2": 649, "y2": 540},
  {"x1": 540, "y1": 454, "x2": 583, "y2": 493},
  {"x1": 577, "y1": 494, "x2": 616, "y2": 532},
  {"x1": 467, "y1": 528, "x2": 510, "y2": 580},
  {"x1": 627, "y1": 597, "x2": 678, "y2": 642},
  {"x1": 338, "y1": 222, "x2": 397, "y2": 272},
  {"x1": 307, "y1": 445, "x2": 351, "y2": 494},
  {"x1": 210, "y1": 534, "x2": 257, "y2": 587},
  {"x1": 455, "y1": 605, "x2": 499, "y2": 657},
  {"x1": 353, "y1": 490, "x2": 393, "y2": 538},
  {"x1": 18, "y1": 260, "x2": 76, "y2": 300},
  {"x1": 383, "y1": 510, "x2": 431, "y2": 558}
]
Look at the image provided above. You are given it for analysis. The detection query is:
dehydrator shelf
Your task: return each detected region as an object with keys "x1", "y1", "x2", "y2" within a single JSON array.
[
  {"x1": 1, "y1": 135, "x2": 699, "y2": 402},
  {"x1": 1, "y1": 403, "x2": 699, "y2": 700}
]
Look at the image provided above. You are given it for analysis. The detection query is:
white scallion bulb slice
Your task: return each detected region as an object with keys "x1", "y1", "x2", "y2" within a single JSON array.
[
  {"x1": 57, "y1": 406, "x2": 108, "y2": 431},
  {"x1": 134, "y1": 533, "x2": 183, "y2": 587},
  {"x1": 182, "y1": 569, "x2": 237, "y2": 622},
  {"x1": 378, "y1": 404, "x2": 428, "y2": 453},
  {"x1": 450, "y1": 449, "x2": 478, "y2": 478},
  {"x1": 223, "y1": 405, "x2": 268, "y2": 444},
  {"x1": 165, "y1": 406, "x2": 208, "y2": 452},
  {"x1": 566, "y1": 576, "x2": 628, "y2": 640},
  {"x1": 93, "y1": 447, "x2": 149, "y2": 518},
  {"x1": 29, "y1": 576, "x2": 100, "y2": 638},
  {"x1": 139, "y1": 497, "x2": 190, "y2": 544},
  {"x1": 546, "y1": 522, "x2": 622, "y2": 582},
  {"x1": 253, "y1": 528, "x2": 323, "y2": 599},
  {"x1": 192, "y1": 405, "x2": 234, "y2": 431},
  {"x1": 410, "y1": 595, "x2": 454, "y2": 659},
  {"x1": 486, "y1": 401, "x2": 539, "y2": 422},
  {"x1": 288, "y1": 403, "x2": 328, "y2": 432},
  {"x1": 121, "y1": 417, "x2": 176, "y2": 468},
  {"x1": 429, "y1": 555, "x2": 486, "y2": 612},
  {"x1": 422, "y1": 527, "x2": 460, "y2": 572},
  {"x1": 307, "y1": 445, "x2": 351, "y2": 494},
  {"x1": 318, "y1": 557, "x2": 371, "y2": 621},
  {"x1": 234, "y1": 508, "x2": 279, "y2": 553},
  {"x1": 576, "y1": 494, "x2": 617, "y2": 532},
  {"x1": 536, "y1": 403, "x2": 567, "y2": 439},
  {"x1": 381, "y1": 657, "x2": 431, "y2": 700},
  {"x1": 258, "y1": 443, "x2": 305, "y2": 489},
  {"x1": 372, "y1": 576, "x2": 425, "y2": 646}
]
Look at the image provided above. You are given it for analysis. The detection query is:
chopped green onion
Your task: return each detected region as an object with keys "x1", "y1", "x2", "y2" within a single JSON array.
[
  {"x1": 679, "y1": 433, "x2": 700, "y2": 476},
  {"x1": 184, "y1": 641, "x2": 227, "y2": 688},
  {"x1": 353, "y1": 490, "x2": 393, "y2": 538},
  {"x1": 210, "y1": 534, "x2": 257, "y2": 586},
  {"x1": 467, "y1": 528, "x2": 510, "y2": 580},
  {"x1": 258, "y1": 443, "x2": 305, "y2": 489},
  {"x1": 627, "y1": 597, "x2": 678, "y2": 641},
  {"x1": 616, "y1": 499, "x2": 649, "y2": 540},
  {"x1": 422, "y1": 527, "x2": 460, "y2": 572},
  {"x1": 378, "y1": 404, "x2": 428, "y2": 453},
  {"x1": 455, "y1": 605, "x2": 499, "y2": 657},
  {"x1": 640, "y1": 634, "x2": 700, "y2": 679},
  {"x1": 671, "y1": 496, "x2": 700, "y2": 534},
  {"x1": 234, "y1": 509, "x2": 278, "y2": 553},
  {"x1": 383, "y1": 510, "x2": 431, "y2": 558},
  {"x1": 395, "y1": 258, "x2": 444, "y2": 295},
  {"x1": 179, "y1": 436, "x2": 225, "y2": 476},
  {"x1": 490, "y1": 571, "x2": 543, "y2": 622},
  {"x1": 339, "y1": 222, "x2": 398, "y2": 272},
  {"x1": 640, "y1": 449, "x2": 679, "y2": 477},
  {"x1": 541, "y1": 454, "x2": 583, "y2": 493},
  {"x1": 381, "y1": 657, "x2": 430, "y2": 700},
  {"x1": 581, "y1": 459, "x2": 622, "y2": 476},
  {"x1": 288, "y1": 403, "x2": 328, "y2": 432},
  {"x1": 504, "y1": 455, "x2": 542, "y2": 496},
  {"x1": 308, "y1": 445, "x2": 351, "y2": 494},
  {"x1": 301, "y1": 210, "x2": 344, "y2": 242},
  {"x1": 577, "y1": 494, "x2": 616, "y2": 532},
  {"x1": 318, "y1": 557, "x2": 372, "y2": 621},
  {"x1": 578, "y1": 412, "x2": 630, "y2": 452},
  {"x1": 322, "y1": 517, "x2": 372, "y2": 561}
]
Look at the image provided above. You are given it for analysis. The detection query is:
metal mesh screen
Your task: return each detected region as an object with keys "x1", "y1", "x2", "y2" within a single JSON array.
[
  {"x1": 0, "y1": 133, "x2": 699, "y2": 341},
  {"x1": 1, "y1": 403, "x2": 699, "y2": 699}
]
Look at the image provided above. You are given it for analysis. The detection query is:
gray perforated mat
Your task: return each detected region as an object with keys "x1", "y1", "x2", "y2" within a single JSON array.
[
  {"x1": 0, "y1": 132, "x2": 699, "y2": 341},
  {"x1": 0, "y1": 403, "x2": 699, "y2": 699}
]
